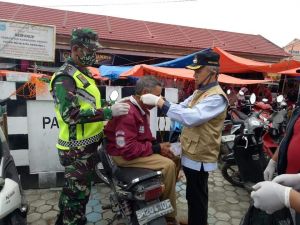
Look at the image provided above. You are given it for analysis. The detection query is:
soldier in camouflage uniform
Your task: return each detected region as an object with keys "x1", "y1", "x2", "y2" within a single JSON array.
[{"x1": 50, "y1": 28, "x2": 130, "y2": 225}]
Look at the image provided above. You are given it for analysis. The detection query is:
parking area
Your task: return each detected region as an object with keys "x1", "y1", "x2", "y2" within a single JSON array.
[{"x1": 25, "y1": 169, "x2": 250, "y2": 225}]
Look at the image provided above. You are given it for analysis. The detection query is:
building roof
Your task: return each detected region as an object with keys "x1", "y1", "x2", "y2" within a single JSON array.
[{"x1": 0, "y1": 1, "x2": 289, "y2": 57}]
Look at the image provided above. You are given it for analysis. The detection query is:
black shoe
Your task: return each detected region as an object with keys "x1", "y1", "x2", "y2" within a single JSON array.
[
  {"x1": 55, "y1": 213, "x2": 63, "y2": 225},
  {"x1": 78, "y1": 217, "x2": 87, "y2": 225},
  {"x1": 55, "y1": 214, "x2": 87, "y2": 225}
]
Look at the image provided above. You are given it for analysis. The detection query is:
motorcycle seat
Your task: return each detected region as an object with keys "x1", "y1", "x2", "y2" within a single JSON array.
[
  {"x1": 113, "y1": 167, "x2": 161, "y2": 186},
  {"x1": 255, "y1": 102, "x2": 272, "y2": 110}
]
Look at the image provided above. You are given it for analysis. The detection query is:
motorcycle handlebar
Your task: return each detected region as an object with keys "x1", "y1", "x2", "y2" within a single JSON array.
[{"x1": 232, "y1": 119, "x2": 244, "y2": 125}]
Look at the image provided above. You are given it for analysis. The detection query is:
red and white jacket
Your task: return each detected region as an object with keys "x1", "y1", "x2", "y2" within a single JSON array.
[{"x1": 104, "y1": 96, "x2": 160, "y2": 160}]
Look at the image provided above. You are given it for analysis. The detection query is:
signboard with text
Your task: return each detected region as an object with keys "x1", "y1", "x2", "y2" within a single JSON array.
[
  {"x1": 0, "y1": 20, "x2": 56, "y2": 62},
  {"x1": 27, "y1": 100, "x2": 63, "y2": 173},
  {"x1": 60, "y1": 50, "x2": 114, "y2": 65}
]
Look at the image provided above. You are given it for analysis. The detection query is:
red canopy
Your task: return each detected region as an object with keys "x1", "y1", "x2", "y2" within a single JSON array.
[
  {"x1": 121, "y1": 64, "x2": 194, "y2": 80},
  {"x1": 213, "y1": 47, "x2": 270, "y2": 73},
  {"x1": 218, "y1": 74, "x2": 270, "y2": 84},
  {"x1": 87, "y1": 67, "x2": 108, "y2": 81},
  {"x1": 213, "y1": 47, "x2": 300, "y2": 73},
  {"x1": 278, "y1": 67, "x2": 300, "y2": 76},
  {"x1": 120, "y1": 64, "x2": 270, "y2": 84}
]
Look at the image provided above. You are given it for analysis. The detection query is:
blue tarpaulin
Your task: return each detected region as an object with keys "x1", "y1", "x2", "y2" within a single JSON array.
[
  {"x1": 99, "y1": 65, "x2": 132, "y2": 80},
  {"x1": 153, "y1": 49, "x2": 208, "y2": 68},
  {"x1": 99, "y1": 49, "x2": 209, "y2": 80}
]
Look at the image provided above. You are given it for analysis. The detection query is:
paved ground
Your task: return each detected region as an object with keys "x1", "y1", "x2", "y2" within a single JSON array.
[{"x1": 25, "y1": 169, "x2": 250, "y2": 225}]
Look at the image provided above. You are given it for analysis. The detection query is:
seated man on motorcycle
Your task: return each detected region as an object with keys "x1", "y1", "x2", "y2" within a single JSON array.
[{"x1": 104, "y1": 75, "x2": 179, "y2": 225}]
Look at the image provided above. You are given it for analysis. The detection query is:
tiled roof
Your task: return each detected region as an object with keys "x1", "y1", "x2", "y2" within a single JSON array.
[{"x1": 0, "y1": 1, "x2": 289, "y2": 57}]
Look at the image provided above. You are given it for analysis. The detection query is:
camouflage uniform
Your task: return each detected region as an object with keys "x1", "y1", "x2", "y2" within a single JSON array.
[{"x1": 52, "y1": 28, "x2": 110, "y2": 225}]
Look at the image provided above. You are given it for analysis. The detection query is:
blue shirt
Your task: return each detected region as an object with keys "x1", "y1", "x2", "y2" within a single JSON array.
[{"x1": 161, "y1": 84, "x2": 227, "y2": 172}]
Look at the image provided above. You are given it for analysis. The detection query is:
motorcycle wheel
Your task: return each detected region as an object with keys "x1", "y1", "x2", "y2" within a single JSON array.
[
  {"x1": 95, "y1": 163, "x2": 110, "y2": 186},
  {"x1": 1, "y1": 209, "x2": 27, "y2": 225},
  {"x1": 148, "y1": 217, "x2": 167, "y2": 225},
  {"x1": 221, "y1": 163, "x2": 244, "y2": 187},
  {"x1": 130, "y1": 215, "x2": 167, "y2": 225}
]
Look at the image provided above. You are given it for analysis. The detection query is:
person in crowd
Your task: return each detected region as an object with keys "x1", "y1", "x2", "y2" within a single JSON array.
[
  {"x1": 236, "y1": 86, "x2": 248, "y2": 107},
  {"x1": 254, "y1": 84, "x2": 272, "y2": 103},
  {"x1": 50, "y1": 27, "x2": 130, "y2": 225},
  {"x1": 252, "y1": 101, "x2": 300, "y2": 223},
  {"x1": 104, "y1": 76, "x2": 179, "y2": 225},
  {"x1": 140, "y1": 49, "x2": 228, "y2": 225},
  {"x1": 226, "y1": 85, "x2": 238, "y2": 107}
]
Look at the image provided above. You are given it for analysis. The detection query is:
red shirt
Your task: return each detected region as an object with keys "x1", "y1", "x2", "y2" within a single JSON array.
[
  {"x1": 104, "y1": 98, "x2": 155, "y2": 160},
  {"x1": 286, "y1": 117, "x2": 300, "y2": 173},
  {"x1": 254, "y1": 87, "x2": 272, "y2": 103}
]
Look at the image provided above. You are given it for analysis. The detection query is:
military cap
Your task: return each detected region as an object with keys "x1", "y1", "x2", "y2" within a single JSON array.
[
  {"x1": 70, "y1": 27, "x2": 101, "y2": 50},
  {"x1": 187, "y1": 49, "x2": 220, "y2": 70}
]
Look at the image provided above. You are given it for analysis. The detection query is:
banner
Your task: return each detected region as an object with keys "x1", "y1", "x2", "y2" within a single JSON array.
[
  {"x1": 27, "y1": 100, "x2": 63, "y2": 173},
  {"x1": 0, "y1": 20, "x2": 56, "y2": 62},
  {"x1": 60, "y1": 50, "x2": 114, "y2": 65}
]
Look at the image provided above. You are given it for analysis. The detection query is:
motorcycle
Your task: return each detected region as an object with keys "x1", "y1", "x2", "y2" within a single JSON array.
[
  {"x1": 221, "y1": 94, "x2": 268, "y2": 190},
  {"x1": 236, "y1": 89, "x2": 253, "y2": 116},
  {"x1": 219, "y1": 119, "x2": 241, "y2": 163},
  {"x1": 252, "y1": 98, "x2": 273, "y2": 122},
  {"x1": 95, "y1": 91, "x2": 173, "y2": 225},
  {"x1": 262, "y1": 95, "x2": 288, "y2": 158},
  {"x1": 221, "y1": 89, "x2": 251, "y2": 159},
  {"x1": 0, "y1": 99, "x2": 28, "y2": 225}
]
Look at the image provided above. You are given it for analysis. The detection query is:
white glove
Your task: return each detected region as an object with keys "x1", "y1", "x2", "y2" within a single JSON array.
[
  {"x1": 273, "y1": 173, "x2": 300, "y2": 191},
  {"x1": 251, "y1": 181, "x2": 291, "y2": 214},
  {"x1": 264, "y1": 159, "x2": 277, "y2": 181},
  {"x1": 140, "y1": 94, "x2": 160, "y2": 106},
  {"x1": 111, "y1": 103, "x2": 130, "y2": 117}
]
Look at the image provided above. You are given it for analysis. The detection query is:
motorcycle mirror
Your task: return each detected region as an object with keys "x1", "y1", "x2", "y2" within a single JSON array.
[
  {"x1": 226, "y1": 89, "x2": 231, "y2": 95},
  {"x1": 276, "y1": 95, "x2": 284, "y2": 103},
  {"x1": 239, "y1": 90, "x2": 244, "y2": 96},
  {"x1": 262, "y1": 98, "x2": 268, "y2": 103},
  {"x1": 280, "y1": 101, "x2": 287, "y2": 107},
  {"x1": 250, "y1": 93, "x2": 256, "y2": 104},
  {"x1": 109, "y1": 90, "x2": 119, "y2": 102}
]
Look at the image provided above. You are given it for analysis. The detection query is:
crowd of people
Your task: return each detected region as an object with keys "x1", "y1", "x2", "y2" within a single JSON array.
[{"x1": 50, "y1": 27, "x2": 300, "y2": 225}]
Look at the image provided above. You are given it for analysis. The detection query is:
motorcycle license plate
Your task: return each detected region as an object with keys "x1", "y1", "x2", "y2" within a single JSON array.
[
  {"x1": 221, "y1": 134, "x2": 235, "y2": 143},
  {"x1": 136, "y1": 199, "x2": 173, "y2": 225}
]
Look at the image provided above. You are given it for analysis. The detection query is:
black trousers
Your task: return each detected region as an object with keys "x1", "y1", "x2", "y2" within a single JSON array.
[
  {"x1": 296, "y1": 212, "x2": 300, "y2": 225},
  {"x1": 183, "y1": 165, "x2": 209, "y2": 225}
]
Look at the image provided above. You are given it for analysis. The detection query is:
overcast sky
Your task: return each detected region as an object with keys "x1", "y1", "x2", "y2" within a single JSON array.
[{"x1": 2, "y1": 0, "x2": 299, "y2": 47}]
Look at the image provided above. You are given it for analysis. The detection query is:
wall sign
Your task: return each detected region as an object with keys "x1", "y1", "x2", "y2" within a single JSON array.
[
  {"x1": 27, "y1": 100, "x2": 63, "y2": 173},
  {"x1": 0, "y1": 19, "x2": 56, "y2": 62},
  {"x1": 60, "y1": 50, "x2": 113, "y2": 65}
]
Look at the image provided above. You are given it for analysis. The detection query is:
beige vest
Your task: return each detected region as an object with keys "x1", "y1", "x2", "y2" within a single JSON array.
[{"x1": 180, "y1": 85, "x2": 228, "y2": 163}]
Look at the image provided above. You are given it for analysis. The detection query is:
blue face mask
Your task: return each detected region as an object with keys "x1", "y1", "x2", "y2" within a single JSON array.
[{"x1": 78, "y1": 48, "x2": 96, "y2": 66}]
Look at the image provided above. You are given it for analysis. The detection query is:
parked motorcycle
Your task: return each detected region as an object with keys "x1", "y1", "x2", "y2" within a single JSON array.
[
  {"x1": 226, "y1": 88, "x2": 254, "y2": 120},
  {"x1": 95, "y1": 91, "x2": 173, "y2": 225},
  {"x1": 221, "y1": 94, "x2": 268, "y2": 190},
  {"x1": 252, "y1": 98, "x2": 273, "y2": 122},
  {"x1": 0, "y1": 99, "x2": 28, "y2": 225},
  {"x1": 219, "y1": 119, "x2": 241, "y2": 162},
  {"x1": 237, "y1": 89, "x2": 253, "y2": 116},
  {"x1": 262, "y1": 95, "x2": 288, "y2": 158}
]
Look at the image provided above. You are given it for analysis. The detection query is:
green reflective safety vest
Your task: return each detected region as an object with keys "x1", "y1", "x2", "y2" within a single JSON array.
[{"x1": 49, "y1": 64, "x2": 103, "y2": 150}]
